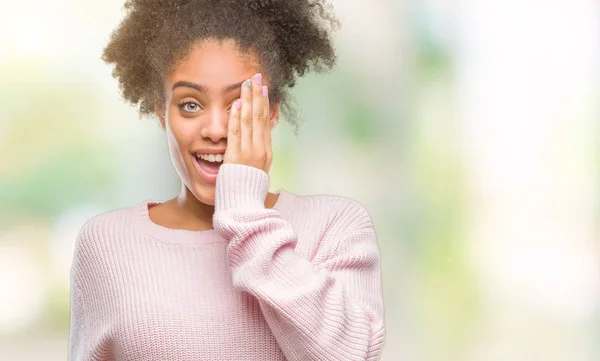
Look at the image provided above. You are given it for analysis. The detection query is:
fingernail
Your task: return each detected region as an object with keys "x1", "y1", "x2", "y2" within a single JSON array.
[
  {"x1": 262, "y1": 85, "x2": 268, "y2": 97},
  {"x1": 244, "y1": 79, "x2": 252, "y2": 91},
  {"x1": 253, "y1": 73, "x2": 262, "y2": 85},
  {"x1": 235, "y1": 99, "x2": 242, "y2": 109}
]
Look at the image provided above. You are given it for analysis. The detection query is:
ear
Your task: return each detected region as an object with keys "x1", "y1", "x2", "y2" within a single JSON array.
[{"x1": 154, "y1": 91, "x2": 166, "y2": 130}]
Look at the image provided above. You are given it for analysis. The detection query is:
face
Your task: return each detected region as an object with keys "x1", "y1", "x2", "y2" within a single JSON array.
[{"x1": 156, "y1": 39, "x2": 279, "y2": 206}]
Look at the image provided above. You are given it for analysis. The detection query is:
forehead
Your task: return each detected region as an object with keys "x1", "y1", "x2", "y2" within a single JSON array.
[{"x1": 167, "y1": 39, "x2": 260, "y2": 87}]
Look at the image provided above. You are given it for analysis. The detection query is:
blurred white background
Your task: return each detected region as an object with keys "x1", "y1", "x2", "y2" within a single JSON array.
[{"x1": 0, "y1": 0, "x2": 598, "y2": 360}]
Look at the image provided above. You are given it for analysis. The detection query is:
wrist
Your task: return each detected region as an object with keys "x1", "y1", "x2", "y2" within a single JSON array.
[{"x1": 214, "y1": 164, "x2": 270, "y2": 210}]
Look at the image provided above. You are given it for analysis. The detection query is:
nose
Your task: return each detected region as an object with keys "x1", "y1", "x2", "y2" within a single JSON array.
[{"x1": 199, "y1": 107, "x2": 228, "y2": 143}]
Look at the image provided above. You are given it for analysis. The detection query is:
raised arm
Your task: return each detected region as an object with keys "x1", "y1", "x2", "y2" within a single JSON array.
[{"x1": 213, "y1": 164, "x2": 386, "y2": 361}]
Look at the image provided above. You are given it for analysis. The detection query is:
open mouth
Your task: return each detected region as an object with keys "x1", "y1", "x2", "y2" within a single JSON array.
[{"x1": 193, "y1": 153, "x2": 224, "y2": 183}]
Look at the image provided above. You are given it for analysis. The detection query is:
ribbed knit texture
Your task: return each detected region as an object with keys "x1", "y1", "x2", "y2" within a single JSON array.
[{"x1": 69, "y1": 164, "x2": 385, "y2": 361}]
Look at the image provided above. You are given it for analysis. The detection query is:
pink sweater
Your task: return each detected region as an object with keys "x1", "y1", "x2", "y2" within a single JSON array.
[{"x1": 69, "y1": 164, "x2": 385, "y2": 361}]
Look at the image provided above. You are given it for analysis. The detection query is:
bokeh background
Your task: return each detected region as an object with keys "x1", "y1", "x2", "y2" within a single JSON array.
[{"x1": 1, "y1": 0, "x2": 599, "y2": 360}]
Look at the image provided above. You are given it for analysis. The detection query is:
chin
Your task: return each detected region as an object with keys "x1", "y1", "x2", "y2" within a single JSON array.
[{"x1": 190, "y1": 183, "x2": 216, "y2": 206}]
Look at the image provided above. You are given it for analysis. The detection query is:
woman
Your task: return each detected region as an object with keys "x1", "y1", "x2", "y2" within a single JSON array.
[{"x1": 69, "y1": 0, "x2": 385, "y2": 360}]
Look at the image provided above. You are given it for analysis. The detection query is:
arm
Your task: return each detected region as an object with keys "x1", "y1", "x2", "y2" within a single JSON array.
[
  {"x1": 68, "y1": 221, "x2": 113, "y2": 361},
  {"x1": 69, "y1": 227, "x2": 90, "y2": 361},
  {"x1": 213, "y1": 164, "x2": 386, "y2": 361},
  {"x1": 69, "y1": 277, "x2": 87, "y2": 361}
]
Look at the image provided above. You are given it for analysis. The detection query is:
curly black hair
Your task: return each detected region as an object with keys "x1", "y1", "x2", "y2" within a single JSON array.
[{"x1": 102, "y1": 0, "x2": 339, "y2": 132}]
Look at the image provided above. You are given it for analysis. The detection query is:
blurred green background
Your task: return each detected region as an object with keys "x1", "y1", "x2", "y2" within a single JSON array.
[{"x1": 1, "y1": 0, "x2": 599, "y2": 360}]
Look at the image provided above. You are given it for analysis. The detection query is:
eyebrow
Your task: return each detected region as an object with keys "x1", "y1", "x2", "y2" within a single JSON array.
[{"x1": 172, "y1": 80, "x2": 245, "y2": 93}]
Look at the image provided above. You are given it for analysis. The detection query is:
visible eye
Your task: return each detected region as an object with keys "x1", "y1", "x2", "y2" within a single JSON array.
[{"x1": 178, "y1": 101, "x2": 202, "y2": 113}]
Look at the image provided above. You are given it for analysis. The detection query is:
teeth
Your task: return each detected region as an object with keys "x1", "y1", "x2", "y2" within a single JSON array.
[{"x1": 196, "y1": 153, "x2": 223, "y2": 163}]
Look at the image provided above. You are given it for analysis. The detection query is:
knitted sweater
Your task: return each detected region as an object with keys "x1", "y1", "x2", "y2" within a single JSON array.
[{"x1": 69, "y1": 164, "x2": 385, "y2": 361}]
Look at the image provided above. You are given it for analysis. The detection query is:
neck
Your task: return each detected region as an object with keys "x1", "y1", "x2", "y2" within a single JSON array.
[
  {"x1": 168, "y1": 182, "x2": 279, "y2": 230},
  {"x1": 174, "y1": 184, "x2": 215, "y2": 227}
]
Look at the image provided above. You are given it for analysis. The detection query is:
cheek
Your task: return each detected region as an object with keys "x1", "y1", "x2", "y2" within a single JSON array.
[
  {"x1": 165, "y1": 112, "x2": 199, "y2": 146},
  {"x1": 164, "y1": 116, "x2": 198, "y2": 163}
]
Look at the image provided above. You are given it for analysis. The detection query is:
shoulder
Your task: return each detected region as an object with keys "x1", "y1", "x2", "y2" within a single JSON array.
[
  {"x1": 281, "y1": 191, "x2": 380, "y2": 264},
  {"x1": 76, "y1": 204, "x2": 139, "y2": 242},
  {"x1": 282, "y1": 190, "x2": 374, "y2": 230},
  {"x1": 72, "y1": 202, "x2": 145, "y2": 267}
]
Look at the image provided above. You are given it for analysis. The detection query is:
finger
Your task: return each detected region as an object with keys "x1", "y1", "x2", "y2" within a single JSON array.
[
  {"x1": 240, "y1": 78, "x2": 253, "y2": 150},
  {"x1": 262, "y1": 85, "x2": 272, "y2": 165},
  {"x1": 226, "y1": 98, "x2": 242, "y2": 159},
  {"x1": 252, "y1": 73, "x2": 265, "y2": 147}
]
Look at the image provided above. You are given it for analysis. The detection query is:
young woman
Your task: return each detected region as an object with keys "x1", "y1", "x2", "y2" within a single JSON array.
[{"x1": 69, "y1": 1, "x2": 385, "y2": 360}]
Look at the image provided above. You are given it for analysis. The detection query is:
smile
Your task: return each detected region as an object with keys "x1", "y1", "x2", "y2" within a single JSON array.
[{"x1": 193, "y1": 153, "x2": 223, "y2": 183}]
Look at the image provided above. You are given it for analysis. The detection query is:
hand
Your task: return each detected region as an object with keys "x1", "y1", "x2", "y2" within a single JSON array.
[{"x1": 223, "y1": 73, "x2": 274, "y2": 173}]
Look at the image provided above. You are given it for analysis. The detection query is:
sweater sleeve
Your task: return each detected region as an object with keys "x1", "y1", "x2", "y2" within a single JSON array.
[
  {"x1": 69, "y1": 276, "x2": 87, "y2": 361},
  {"x1": 69, "y1": 226, "x2": 91, "y2": 361},
  {"x1": 213, "y1": 164, "x2": 386, "y2": 361},
  {"x1": 68, "y1": 221, "x2": 114, "y2": 361}
]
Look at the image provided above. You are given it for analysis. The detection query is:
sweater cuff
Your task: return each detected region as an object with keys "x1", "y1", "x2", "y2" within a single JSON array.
[{"x1": 215, "y1": 164, "x2": 270, "y2": 211}]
